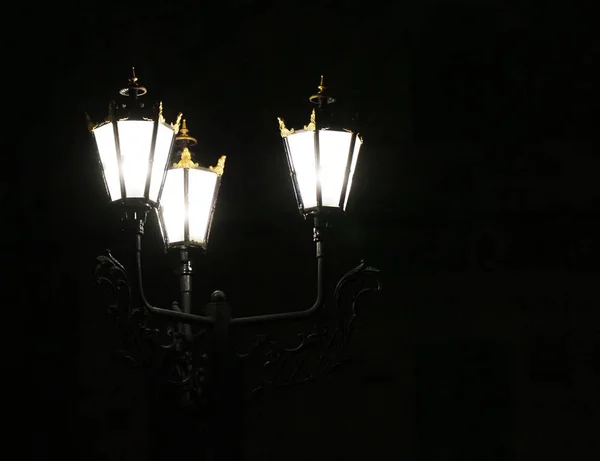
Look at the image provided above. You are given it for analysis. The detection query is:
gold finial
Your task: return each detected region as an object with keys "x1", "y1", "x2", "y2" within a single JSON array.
[
  {"x1": 173, "y1": 147, "x2": 199, "y2": 169},
  {"x1": 309, "y1": 74, "x2": 334, "y2": 106},
  {"x1": 304, "y1": 109, "x2": 316, "y2": 131},
  {"x1": 120, "y1": 66, "x2": 147, "y2": 96},
  {"x1": 318, "y1": 74, "x2": 326, "y2": 93},
  {"x1": 171, "y1": 112, "x2": 183, "y2": 134},
  {"x1": 176, "y1": 118, "x2": 197, "y2": 144},
  {"x1": 105, "y1": 100, "x2": 117, "y2": 122},
  {"x1": 158, "y1": 101, "x2": 165, "y2": 124},
  {"x1": 277, "y1": 117, "x2": 295, "y2": 137},
  {"x1": 180, "y1": 119, "x2": 189, "y2": 136},
  {"x1": 130, "y1": 67, "x2": 138, "y2": 85},
  {"x1": 209, "y1": 155, "x2": 226, "y2": 176},
  {"x1": 86, "y1": 112, "x2": 96, "y2": 132}
]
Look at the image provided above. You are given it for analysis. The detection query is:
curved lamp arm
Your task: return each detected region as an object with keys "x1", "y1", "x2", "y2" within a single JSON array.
[
  {"x1": 134, "y1": 233, "x2": 215, "y2": 325},
  {"x1": 230, "y1": 255, "x2": 325, "y2": 325},
  {"x1": 230, "y1": 215, "x2": 326, "y2": 325},
  {"x1": 134, "y1": 215, "x2": 326, "y2": 326},
  {"x1": 134, "y1": 233, "x2": 324, "y2": 326}
]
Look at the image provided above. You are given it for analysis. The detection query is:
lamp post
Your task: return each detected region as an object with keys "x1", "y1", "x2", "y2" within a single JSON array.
[{"x1": 89, "y1": 71, "x2": 381, "y2": 461}]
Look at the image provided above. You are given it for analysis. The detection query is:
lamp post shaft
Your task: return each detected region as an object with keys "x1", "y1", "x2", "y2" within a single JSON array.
[
  {"x1": 95, "y1": 210, "x2": 380, "y2": 461},
  {"x1": 313, "y1": 214, "x2": 325, "y2": 258},
  {"x1": 206, "y1": 291, "x2": 234, "y2": 461},
  {"x1": 179, "y1": 248, "x2": 193, "y2": 340}
]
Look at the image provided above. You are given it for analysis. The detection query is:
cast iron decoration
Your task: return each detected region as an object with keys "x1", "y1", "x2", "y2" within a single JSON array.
[{"x1": 88, "y1": 70, "x2": 381, "y2": 460}]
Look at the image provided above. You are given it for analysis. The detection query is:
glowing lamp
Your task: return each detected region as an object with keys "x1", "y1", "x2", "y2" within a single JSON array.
[
  {"x1": 277, "y1": 76, "x2": 362, "y2": 215},
  {"x1": 158, "y1": 120, "x2": 225, "y2": 250},
  {"x1": 89, "y1": 69, "x2": 181, "y2": 208}
]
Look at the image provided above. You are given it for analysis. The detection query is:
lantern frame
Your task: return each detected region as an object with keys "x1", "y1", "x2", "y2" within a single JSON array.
[
  {"x1": 89, "y1": 70, "x2": 182, "y2": 211},
  {"x1": 156, "y1": 121, "x2": 226, "y2": 251},
  {"x1": 277, "y1": 77, "x2": 363, "y2": 217}
]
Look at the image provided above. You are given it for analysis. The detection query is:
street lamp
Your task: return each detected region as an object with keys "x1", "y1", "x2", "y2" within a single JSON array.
[
  {"x1": 156, "y1": 119, "x2": 226, "y2": 340},
  {"x1": 89, "y1": 68, "x2": 182, "y2": 212},
  {"x1": 90, "y1": 72, "x2": 381, "y2": 461},
  {"x1": 278, "y1": 75, "x2": 362, "y2": 215},
  {"x1": 157, "y1": 119, "x2": 226, "y2": 251}
]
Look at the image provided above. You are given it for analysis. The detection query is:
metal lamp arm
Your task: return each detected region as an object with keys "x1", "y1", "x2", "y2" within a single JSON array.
[
  {"x1": 228, "y1": 215, "x2": 327, "y2": 325},
  {"x1": 230, "y1": 254, "x2": 326, "y2": 325},
  {"x1": 134, "y1": 233, "x2": 214, "y2": 325},
  {"x1": 237, "y1": 258, "x2": 381, "y2": 394}
]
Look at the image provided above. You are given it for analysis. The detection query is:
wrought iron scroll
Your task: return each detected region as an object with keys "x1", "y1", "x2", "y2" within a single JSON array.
[
  {"x1": 238, "y1": 260, "x2": 382, "y2": 395},
  {"x1": 94, "y1": 250, "x2": 210, "y2": 410}
]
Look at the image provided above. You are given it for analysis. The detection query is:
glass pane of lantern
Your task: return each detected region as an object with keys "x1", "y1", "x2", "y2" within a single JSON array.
[
  {"x1": 160, "y1": 168, "x2": 185, "y2": 244},
  {"x1": 287, "y1": 131, "x2": 317, "y2": 209},
  {"x1": 318, "y1": 130, "x2": 353, "y2": 207},
  {"x1": 149, "y1": 123, "x2": 176, "y2": 203},
  {"x1": 93, "y1": 123, "x2": 121, "y2": 201},
  {"x1": 343, "y1": 136, "x2": 362, "y2": 210},
  {"x1": 188, "y1": 169, "x2": 219, "y2": 245},
  {"x1": 117, "y1": 120, "x2": 155, "y2": 198}
]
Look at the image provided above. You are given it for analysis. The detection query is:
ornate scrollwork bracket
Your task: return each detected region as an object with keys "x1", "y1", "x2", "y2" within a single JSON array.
[
  {"x1": 95, "y1": 250, "x2": 130, "y2": 317},
  {"x1": 94, "y1": 250, "x2": 209, "y2": 410},
  {"x1": 238, "y1": 260, "x2": 382, "y2": 395}
]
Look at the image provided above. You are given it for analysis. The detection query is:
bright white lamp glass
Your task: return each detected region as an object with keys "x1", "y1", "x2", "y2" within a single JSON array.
[
  {"x1": 318, "y1": 130, "x2": 353, "y2": 207},
  {"x1": 343, "y1": 136, "x2": 362, "y2": 210},
  {"x1": 287, "y1": 131, "x2": 317, "y2": 209},
  {"x1": 93, "y1": 123, "x2": 120, "y2": 201},
  {"x1": 160, "y1": 168, "x2": 185, "y2": 244},
  {"x1": 286, "y1": 129, "x2": 361, "y2": 211},
  {"x1": 160, "y1": 167, "x2": 219, "y2": 247},
  {"x1": 117, "y1": 120, "x2": 154, "y2": 198},
  {"x1": 149, "y1": 124, "x2": 177, "y2": 202},
  {"x1": 188, "y1": 169, "x2": 218, "y2": 245},
  {"x1": 92, "y1": 120, "x2": 175, "y2": 203}
]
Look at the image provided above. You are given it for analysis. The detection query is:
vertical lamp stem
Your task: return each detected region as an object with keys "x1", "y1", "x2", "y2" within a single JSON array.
[
  {"x1": 179, "y1": 248, "x2": 193, "y2": 340},
  {"x1": 313, "y1": 214, "x2": 325, "y2": 259},
  {"x1": 206, "y1": 290, "x2": 232, "y2": 461}
]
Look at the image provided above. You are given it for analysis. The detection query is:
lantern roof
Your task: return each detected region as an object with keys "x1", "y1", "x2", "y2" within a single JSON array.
[
  {"x1": 173, "y1": 119, "x2": 200, "y2": 169},
  {"x1": 119, "y1": 67, "x2": 147, "y2": 97},
  {"x1": 176, "y1": 119, "x2": 198, "y2": 146},
  {"x1": 87, "y1": 68, "x2": 182, "y2": 135},
  {"x1": 171, "y1": 119, "x2": 226, "y2": 175},
  {"x1": 309, "y1": 75, "x2": 336, "y2": 107},
  {"x1": 277, "y1": 75, "x2": 347, "y2": 138}
]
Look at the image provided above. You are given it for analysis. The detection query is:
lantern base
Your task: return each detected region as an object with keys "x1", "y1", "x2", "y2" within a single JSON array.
[
  {"x1": 165, "y1": 242, "x2": 208, "y2": 251},
  {"x1": 115, "y1": 201, "x2": 152, "y2": 235},
  {"x1": 303, "y1": 206, "x2": 346, "y2": 218}
]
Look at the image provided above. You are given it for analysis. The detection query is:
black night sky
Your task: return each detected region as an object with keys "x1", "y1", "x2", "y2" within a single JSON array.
[{"x1": 9, "y1": 2, "x2": 599, "y2": 460}]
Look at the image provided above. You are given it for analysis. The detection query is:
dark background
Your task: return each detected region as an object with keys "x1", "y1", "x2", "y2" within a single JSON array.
[{"x1": 7, "y1": 1, "x2": 598, "y2": 460}]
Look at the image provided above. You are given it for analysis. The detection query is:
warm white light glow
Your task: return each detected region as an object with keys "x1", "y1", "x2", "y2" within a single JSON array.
[
  {"x1": 160, "y1": 168, "x2": 185, "y2": 244},
  {"x1": 149, "y1": 124, "x2": 177, "y2": 203},
  {"x1": 287, "y1": 131, "x2": 317, "y2": 209},
  {"x1": 118, "y1": 120, "x2": 154, "y2": 198},
  {"x1": 188, "y1": 169, "x2": 219, "y2": 245},
  {"x1": 159, "y1": 167, "x2": 219, "y2": 248},
  {"x1": 343, "y1": 136, "x2": 362, "y2": 211},
  {"x1": 318, "y1": 130, "x2": 353, "y2": 207},
  {"x1": 92, "y1": 120, "x2": 175, "y2": 204},
  {"x1": 93, "y1": 123, "x2": 120, "y2": 201},
  {"x1": 285, "y1": 128, "x2": 361, "y2": 212}
]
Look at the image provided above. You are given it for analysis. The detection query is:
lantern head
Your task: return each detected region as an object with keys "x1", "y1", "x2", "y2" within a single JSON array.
[
  {"x1": 277, "y1": 76, "x2": 362, "y2": 217},
  {"x1": 89, "y1": 68, "x2": 182, "y2": 211},
  {"x1": 157, "y1": 120, "x2": 225, "y2": 251}
]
